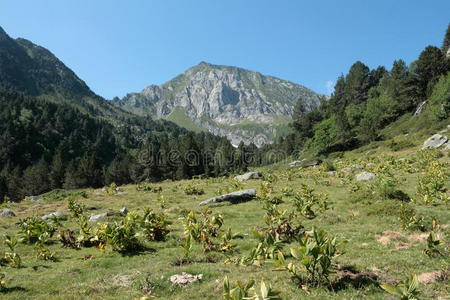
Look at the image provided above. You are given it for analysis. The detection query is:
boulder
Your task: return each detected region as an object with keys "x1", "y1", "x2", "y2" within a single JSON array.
[
  {"x1": 41, "y1": 212, "x2": 62, "y2": 220},
  {"x1": 169, "y1": 272, "x2": 203, "y2": 286},
  {"x1": 199, "y1": 189, "x2": 256, "y2": 206},
  {"x1": 89, "y1": 212, "x2": 111, "y2": 222},
  {"x1": 422, "y1": 134, "x2": 448, "y2": 150},
  {"x1": 234, "y1": 171, "x2": 262, "y2": 181},
  {"x1": 356, "y1": 171, "x2": 377, "y2": 182},
  {"x1": 0, "y1": 209, "x2": 16, "y2": 218}
]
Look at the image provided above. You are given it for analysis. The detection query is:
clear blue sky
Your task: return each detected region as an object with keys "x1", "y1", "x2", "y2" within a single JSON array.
[{"x1": 0, "y1": 1, "x2": 449, "y2": 98}]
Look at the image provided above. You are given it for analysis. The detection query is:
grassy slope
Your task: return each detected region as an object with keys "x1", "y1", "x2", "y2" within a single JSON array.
[
  {"x1": 163, "y1": 106, "x2": 206, "y2": 133},
  {"x1": 0, "y1": 128, "x2": 449, "y2": 299}
]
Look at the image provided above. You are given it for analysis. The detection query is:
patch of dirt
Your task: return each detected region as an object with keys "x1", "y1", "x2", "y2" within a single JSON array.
[
  {"x1": 106, "y1": 271, "x2": 141, "y2": 287},
  {"x1": 375, "y1": 231, "x2": 404, "y2": 245},
  {"x1": 407, "y1": 232, "x2": 429, "y2": 243},
  {"x1": 418, "y1": 269, "x2": 449, "y2": 284},
  {"x1": 394, "y1": 241, "x2": 410, "y2": 250}
]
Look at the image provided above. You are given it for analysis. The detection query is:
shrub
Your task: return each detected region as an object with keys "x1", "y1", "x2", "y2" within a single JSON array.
[
  {"x1": 275, "y1": 228, "x2": 339, "y2": 285},
  {"x1": 140, "y1": 208, "x2": 170, "y2": 241},
  {"x1": 417, "y1": 160, "x2": 448, "y2": 203},
  {"x1": 67, "y1": 198, "x2": 86, "y2": 218},
  {"x1": 1, "y1": 235, "x2": 21, "y2": 268},
  {"x1": 18, "y1": 217, "x2": 57, "y2": 244},
  {"x1": 183, "y1": 184, "x2": 204, "y2": 195},
  {"x1": 136, "y1": 182, "x2": 163, "y2": 193},
  {"x1": 388, "y1": 140, "x2": 414, "y2": 152},
  {"x1": 223, "y1": 276, "x2": 282, "y2": 300},
  {"x1": 292, "y1": 184, "x2": 329, "y2": 219},
  {"x1": 101, "y1": 213, "x2": 141, "y2": 253}
]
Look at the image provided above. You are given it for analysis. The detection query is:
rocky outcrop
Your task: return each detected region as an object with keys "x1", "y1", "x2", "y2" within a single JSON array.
[
  {"x1": 199, "y1": 189, "x2": 256, "y2": 206},
  {"x1": 114, "y1": 62, "x2": 325, "y2": 146},
  {"x1": 169, "y1": 273, "x2": 203, "y2": 286},
  {"x1": 422, "y1": 134, "x2": 448, "y2": 150},
  {"x1": 234, "y1": 172, "x2": 262, "y2": 181}
]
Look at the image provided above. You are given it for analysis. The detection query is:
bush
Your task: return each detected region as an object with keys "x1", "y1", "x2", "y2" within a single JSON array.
[
  {"x1": 275, "y1": 228, "x2": 339, "y2": 285},
  {"x1": 388, "y1": 140, "x2": 414, "y2": 152},
  {"x1": 18, "y1": 217, "x2": 57, "y2": 244},
  {"x1": 183, "y1": 184, "x2": 204, "y2": 195},
  {"x1": 140, "y1": 208, "x2": 170, "y2": 241}
]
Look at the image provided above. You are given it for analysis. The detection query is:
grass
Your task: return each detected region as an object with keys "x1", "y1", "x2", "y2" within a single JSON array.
[
  {"x1": 0, "y1": 143, "x2": 449, "y2": 299},
  {"x1": 163, "y1": 106, "x2": 206, "y2": 133}
]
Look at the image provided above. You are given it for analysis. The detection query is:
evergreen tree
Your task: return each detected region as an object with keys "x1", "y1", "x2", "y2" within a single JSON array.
[
  {"x1": 22, "y1": 158, "x2": 50, "y2": 196},
  {"x1": 442, "y1": 23, "x2": 450, "y2": 55}
]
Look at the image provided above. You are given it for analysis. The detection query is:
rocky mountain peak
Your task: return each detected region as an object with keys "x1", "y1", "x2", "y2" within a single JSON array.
[{"x1": 114, "y1": 63, "x2": 325, "y2": 146}]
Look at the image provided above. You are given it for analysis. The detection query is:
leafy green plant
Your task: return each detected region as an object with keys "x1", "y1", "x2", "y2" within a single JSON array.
[
  {"x1": 0, "y1": 273, "x2": 7, "y2": 292},
  {"x1": 105, "y1": 182, "x2": 120, "y2": 195},
  {"x1": 67, "y1": 198, "x2": 86, "y2": 218},
  {"x1": 417, "y1": 160, "x2": 448, "y2": 204},
  {"x1": 102, "y1": 213, "x2": 141, "y2": 253},
  {"x1": 156, "y1": 193, "x2": 166, "y2": 209},
  {"x1": 223, "y1": 276, "x2": 282, "y2": 300},
  {"x1": 35, "y1": 243, "x2": 58, "y2": 261},
  {"x1": 183, "y1": 184, "x2": 205, "y2": 195},
  {"x1": 423, "y1": 232, "x2": 443, "y2": 257},
  {"x1": 275, "y1": 228, "x2": 338, "y2": 285},
  {"x1": 18, "y1": 217, "x2": 57, "y2": 244},
  {"x1": 2, "y1": 235, "x2": 22, "y2": 268},
  {"x1": 398, "y1": 204, "x2": 426, "y2": 231},
  {"x1": 380, "y1": 274, "x2": 420, "y2": 300},
  {"x1": 137, "y1": 182, "x2": 163, "y2": 193},
  {"x1": 292, "y1": 184, "x2": 329, "y2": 219},
  {"x1": 140, "y1": 208, "x2": 170, "y2": 241}
]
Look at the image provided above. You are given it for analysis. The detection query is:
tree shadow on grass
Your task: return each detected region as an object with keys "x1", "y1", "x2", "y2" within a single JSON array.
[{"x1": 1, "y1": 286, "x2": 27, "y2": 293}]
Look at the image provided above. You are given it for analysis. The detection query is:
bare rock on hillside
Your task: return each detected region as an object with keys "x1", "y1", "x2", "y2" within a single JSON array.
[
  {"x1": 0, "y1": 209, "x2": 16, "y2": 218},
  {"x1": 234, "y1": 171, "x2": 262, "y2": 181},
  {"x1": 199, "y1": 189, "x2": 256, "y2": 206},
  {"x1": 422, "y1": 134, "x2": 448, "y2": 150}
]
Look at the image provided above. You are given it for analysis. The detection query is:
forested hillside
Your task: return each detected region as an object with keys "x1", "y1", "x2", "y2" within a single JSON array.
[
  {"x1": 0, "y1": 27, "x2": 266, "y2": 202},
  {"x1": 270, "y1": 24, "x2": 450, "y2": 156}
]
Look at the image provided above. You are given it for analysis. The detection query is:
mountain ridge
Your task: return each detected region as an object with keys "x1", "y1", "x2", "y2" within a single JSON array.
[{"x1": 113, "y1": 61, "x2": 326, "y2": 146}]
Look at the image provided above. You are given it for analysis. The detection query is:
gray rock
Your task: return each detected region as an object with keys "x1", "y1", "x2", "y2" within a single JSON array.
[
  {"x1": 169, "y1": 272, "x2": 203, "y2": 286},
  {"x1": 89, "y1": 212, "x2": 111, "y2": 222},
  {"x1": 351, "y1": 164, "x2": 363, "y2": 170},
  {"x1": 327, "y1": 171, "x2": 337, "y2": 176},
  {"x1": 119, "y1": 207, "x2": 129, "y2": 216},
  {"x1": 356, "y1": 171, "x2": 377, "y2": 182},
  {"x1": 422, "y1": 134, "x2": 448, "y2": 150},
  {"x1": 41, "y1": 212, "x2": 62, "y2": 220},
  {"x1": 199, "y1": 189, "x2": 256, "y2": 206},
  {"x1": 0, "y1": 209, "x2": 16, "y2": 218},
  {"x1": 366, "y1": 163, "x2": 375, "y2": 168},
  {"x1": 234, "y1": 171, "x2": 262, "y2": 181},
  {"x1": 289, "y1": 160, "x2": 303, "y2": 167},
  {"x1": 27, "y1": 196, "x2": 41, "y2": 201}
]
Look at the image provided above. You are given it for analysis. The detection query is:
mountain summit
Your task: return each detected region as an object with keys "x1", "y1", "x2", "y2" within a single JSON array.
[{"x1": 114, "y1": 62, "x2": 325, "y2": 146}]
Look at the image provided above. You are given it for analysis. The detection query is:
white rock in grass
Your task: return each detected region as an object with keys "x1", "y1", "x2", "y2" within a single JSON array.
[
  {"x1": 356, "y1": 171, "x2": 377, "y2": 182},
  {"x1": 422, "y1": 134, "x2": 448, "y2": 150}
]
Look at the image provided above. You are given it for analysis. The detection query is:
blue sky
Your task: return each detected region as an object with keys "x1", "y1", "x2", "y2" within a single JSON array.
[{"x1": 0, "y1": 1, "x2": 449, "y2": 98}]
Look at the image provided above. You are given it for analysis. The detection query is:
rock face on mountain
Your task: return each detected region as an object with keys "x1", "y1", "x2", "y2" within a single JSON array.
[{"x1": 114, "y1": 62, "x2": 325, "y2": 146}]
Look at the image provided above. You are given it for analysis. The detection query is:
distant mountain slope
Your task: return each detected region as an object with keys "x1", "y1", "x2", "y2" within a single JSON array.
[{"x1": 113, "y1": 62, "x2": 326, "y2": 146}]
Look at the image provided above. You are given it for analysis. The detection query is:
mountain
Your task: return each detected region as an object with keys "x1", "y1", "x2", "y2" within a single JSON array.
[{"x1": 113, "y1": 62, "x2": 326, "y2": 146}]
